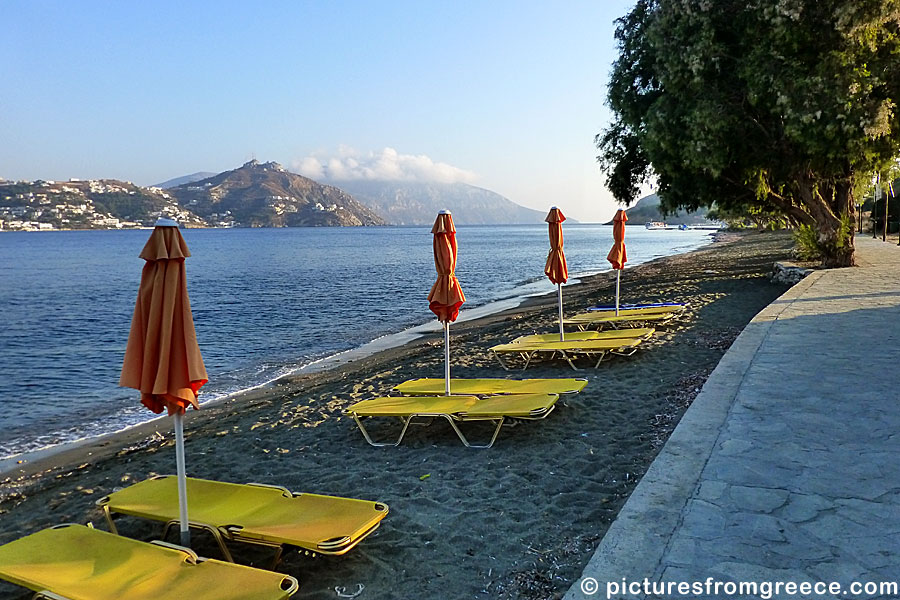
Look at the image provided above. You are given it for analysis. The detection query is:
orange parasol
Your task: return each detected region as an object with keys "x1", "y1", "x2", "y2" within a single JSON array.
[
  {"x1": 120, "y1": 218, "x2": 207, "y2": 546},
  {"x1": 544, "y1": 207, "x2": 568, "y2": 340},
  {"x1": 607, "y1": 209, "x2": 628, "y2": 314},
  {"x1": 427, "y1": 211, "x2": 465, "y2": 395}
]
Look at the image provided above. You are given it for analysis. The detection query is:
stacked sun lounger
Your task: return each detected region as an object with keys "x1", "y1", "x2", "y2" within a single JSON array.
[
  {"x1": 564, "y1": 303, "x2": 687, "y2": 330},
  {"x1": 489, "y1": 333, "x2": 650, "y2": 370},
  {"x1": 0, "y1": 524, "x2": 300, "y2": 600},
  {"x1": 96, "y1": 475, "x2": 388, "y2": 565},
  {"x1": 345, "y1": 377, "x2": 588, "y2": 448}
]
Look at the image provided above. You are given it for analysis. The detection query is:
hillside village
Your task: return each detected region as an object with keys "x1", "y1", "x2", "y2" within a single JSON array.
[{"x1": 0, "y1": 178, "x2": 204, "y2": 231}]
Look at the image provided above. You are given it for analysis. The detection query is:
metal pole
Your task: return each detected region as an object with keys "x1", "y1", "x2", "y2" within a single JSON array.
[
  {"x1": 174, "y1": 411, "x2": 191, "y2": 547},
  {"x1": 857, "y1": 204, "x2": 862, "y2": 234},
  {"x1": 557, "y1": 284, "x2": 564, "y2": 341},
  {"x1": 884, "y1": 189, "x2": 889, "y2": 242},
  {"x1": 444, "y1": 322, "x2": 450, "y2": 396},
  {"x1": 874, "y1": 180, "x2": 879, "y2": 238},
  {"x1": 615, "y1": 270, "x2": 621, "y2": 315}
]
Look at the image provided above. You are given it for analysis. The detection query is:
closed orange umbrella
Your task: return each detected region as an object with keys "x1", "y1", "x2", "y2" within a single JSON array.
[
  {"x1": 120, "y1": 218, "x2": 207, "y2": 546},
  {"x1": 427, "y1": 211, "x2": 465, "y2": 395},
  {"x1": 544, "y1": 207, "x2": 568, "y2": 340},
  {"x1": 607, "y1": 209, "x2": 628, "y2": 314}
]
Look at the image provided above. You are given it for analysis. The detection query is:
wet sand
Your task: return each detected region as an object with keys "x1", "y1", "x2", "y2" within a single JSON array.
[{"x1": 0, "y1": 231, "x2": 794, "y2": 599}]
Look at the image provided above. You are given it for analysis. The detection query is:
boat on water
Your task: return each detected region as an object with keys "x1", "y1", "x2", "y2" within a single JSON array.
[{"x1": 645, "y1": 221, "x2": 668, "y2": 230}]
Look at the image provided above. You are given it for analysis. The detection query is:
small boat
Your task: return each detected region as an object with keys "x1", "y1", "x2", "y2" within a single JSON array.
[{"x1": 645, "y1": 221, "x2": 667, "y2": 230}]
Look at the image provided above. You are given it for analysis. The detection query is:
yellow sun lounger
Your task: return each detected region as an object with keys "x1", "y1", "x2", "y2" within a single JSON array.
[
  {"x1": 393, "y1": 377, "x2": 588, "y2": 396},
  {"x1": 0, "y1": 524, "x2": 298, "y2": 600},
  {"x1": 510, "y1": 328, "x2": 655, "y2": 344},
  {"x1": 345, "y1": 393, "x2": 559, "y2": 448},
  {"x1": 97, "y1": 476, "x2": 388, "y2": 565},
  {"x1": 489, "y1": 337, "x2": 644, "y2": 370},
  {"x1": 564, "y1": 307, "x2": 684, "y2": 330}
]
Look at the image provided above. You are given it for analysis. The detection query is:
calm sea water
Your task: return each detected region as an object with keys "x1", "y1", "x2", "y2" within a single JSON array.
[{"x1": 0, "y1": 225, "x2": 713, "y2": 459}]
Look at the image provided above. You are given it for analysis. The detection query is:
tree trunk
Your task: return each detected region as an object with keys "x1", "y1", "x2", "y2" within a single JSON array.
[{"x1": 798, "y1": 176, "x2": 855, "y2": 268}]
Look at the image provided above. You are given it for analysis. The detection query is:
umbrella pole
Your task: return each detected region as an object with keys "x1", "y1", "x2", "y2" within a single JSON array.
[
  {"x1": 557, "y1": 283, "x2": 564, "y2": 341},
  {"x1": 173, "y1": 411, "x2": 191, "y2": 547},
  {"x1": 615, "y1": 270, "x2": 621, "y2": 315},
  {"x1": 444, "y1": 322, "x2": 451, "y2": 396}
]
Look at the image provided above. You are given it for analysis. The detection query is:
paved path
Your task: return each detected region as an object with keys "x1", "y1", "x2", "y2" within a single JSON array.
[{"x1": 566, "y1": 237, "x2": 900, "y2": 600}]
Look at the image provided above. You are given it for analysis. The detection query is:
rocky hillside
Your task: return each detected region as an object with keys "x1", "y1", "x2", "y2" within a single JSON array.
[
  {"x1": 0, "y1": 178, "x2": 204, "y2": 230},
  {"x1": 608, "y1": 193, "x2": 710, "y2": 225},
  {"x1": 322, "y1": 180, "x2": 548, "y2": 225},
  {"x1": 168, "y1": 161, "x2": 385, "y2": 227}
]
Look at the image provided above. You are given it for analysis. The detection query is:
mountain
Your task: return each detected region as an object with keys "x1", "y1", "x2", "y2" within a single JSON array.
[
  {"x1": 608, "y1": 193, "x2": 711, "y2": 225},
  {"x1": 0, "y1": 178, "x2": 204, "y2": 230},
  {"x1": 154, "y1": 172, "x2": 217, "y2": 189},
  {"x1": 168, "y1": 161, "x2": 385, "y2": 227},
  {"x1": 320, "y1": 179, "x2": 548, "y2": 225}
]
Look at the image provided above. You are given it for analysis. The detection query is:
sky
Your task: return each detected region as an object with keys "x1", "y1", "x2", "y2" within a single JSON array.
[{"x1": 1, "y1": 1, "x2": 643, "y2": 222}]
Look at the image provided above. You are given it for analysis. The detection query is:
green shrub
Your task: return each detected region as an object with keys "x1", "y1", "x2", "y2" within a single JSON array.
[{"x1": 792, "y1": 224, "x2": 822, "y2": 261}]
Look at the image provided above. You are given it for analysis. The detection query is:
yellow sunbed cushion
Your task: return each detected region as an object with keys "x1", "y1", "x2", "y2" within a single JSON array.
[
  {"x1": 584, "y1": 305, "x2": 685, "y2": 317},
  {"x1": 348, "y1": 393, "x2": 558, "y2": 419},
  {"x1": 511, "y1": 328, "x2": 654, "y2": 344},
  {"x1": 490, "y1": 338, "x2": 643, "y2": 353},
  {"x1": 457, "y1": 394, "x2": 559, "y2": 418},
  {"x1": 393, "y1": 377, "x2": 588, "y2": 396},
  {"x1": 103, "y1": 476, "x2": 387, "y2": 552},
  {"x1": 0, "y1": 525, "x2": 297, "y2": 600}
]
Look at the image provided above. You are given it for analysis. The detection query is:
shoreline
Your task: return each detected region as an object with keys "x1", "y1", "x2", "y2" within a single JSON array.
[
  {"x1": 0, "y1": 229, "x2": 788, "y2": 600},
  {"x1": 0, "y1": 232, "x2": 719, "y2": 473},
  {"x1": 0, "y1": 249, "x2": 682, "y2": 480}
]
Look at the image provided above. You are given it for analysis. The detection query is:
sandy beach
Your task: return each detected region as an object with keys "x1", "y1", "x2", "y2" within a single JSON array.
[{"x1": 0, "y1": 231, "x2": 794, "y2": 600}]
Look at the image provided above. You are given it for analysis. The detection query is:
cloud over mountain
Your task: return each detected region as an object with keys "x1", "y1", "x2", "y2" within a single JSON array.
[{"x1": 293, "y1": 147, "x2": 477, "y2": 184}]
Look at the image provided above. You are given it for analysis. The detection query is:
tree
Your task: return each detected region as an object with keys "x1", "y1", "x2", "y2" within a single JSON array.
[{"x1": 598, "y1": 0, "x2": 900, "y2": 266}]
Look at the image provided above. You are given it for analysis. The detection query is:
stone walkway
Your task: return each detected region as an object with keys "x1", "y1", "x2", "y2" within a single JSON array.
[{"x1": 566, "y1": 236, "x2": 900, "y2": 600}]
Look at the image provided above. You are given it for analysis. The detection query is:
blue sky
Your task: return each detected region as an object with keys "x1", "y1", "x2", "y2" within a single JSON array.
[{"x1": 1, "y1": 1, "x2": 640, "y2": 222}]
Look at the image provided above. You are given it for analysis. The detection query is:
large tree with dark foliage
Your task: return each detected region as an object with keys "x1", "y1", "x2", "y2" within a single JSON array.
[{"x1": 598, "y1": 0, "x2": 900, "y2": 266}]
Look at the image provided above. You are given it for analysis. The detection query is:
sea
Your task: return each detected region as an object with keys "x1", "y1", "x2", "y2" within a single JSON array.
[{"x1": 0, "y1": 225, "x2": 713, "y2": 461}]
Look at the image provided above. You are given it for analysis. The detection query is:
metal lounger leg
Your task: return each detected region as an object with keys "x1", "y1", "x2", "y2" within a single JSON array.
[
  {"x1": 443, "y1": 416, "x2": 505, "y2": 449},
  {"x1": 559, "y1": 350, "x2": 580, "y2": 370},
  {"x1": 33, "y1": 592, "x2": 72, "y2": 600},
  {"x1": 594, "y1": 351, "x2": 609, "y2": 368},
  {"x1": 520, "y1": 350, "x2": 538, "y2": 370},
  {"x1": 101, "y1": 504, "x2": 118, "y2": 535},
  {"x1": 351, "y1": 414, "x2": 412, "y2": 447},
  {"x1": 162, "y1": 520, "x2": 234, "y2": 562},
  {"x1": 611, "y1": 347, "x2": 639, "y2": 359},
  {"x1": 493, "y1": 350, "x2": 523, "y2": 371}
]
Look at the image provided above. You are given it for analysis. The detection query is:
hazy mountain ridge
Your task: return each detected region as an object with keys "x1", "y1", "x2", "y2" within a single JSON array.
[
  {"x1": 154, "y1": 172, "x2": 217, "y2": 189},
  {"x1": 321, "y1": 179, "x2": 549, "y2": 225},
  {"x1": 608, "y1": 193, "x2": 710, "y2": 225}
]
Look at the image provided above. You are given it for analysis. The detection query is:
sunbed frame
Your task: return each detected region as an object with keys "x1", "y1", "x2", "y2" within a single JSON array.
[
  {"x1": 564, "y1": 305, "x2": 687, "y2": 331},
  {"x1": 97, "y1": 475, "x2": 388, "y2": 568},
  {"x1": 345, "y1": 394, "x2": 559, "y2": 449},
  {"x1": 392, "y1": 377, "x2": 588, "y2": 397},
  {"x1": 490, "y1": 338, "x2": 644, "y2": 370}
]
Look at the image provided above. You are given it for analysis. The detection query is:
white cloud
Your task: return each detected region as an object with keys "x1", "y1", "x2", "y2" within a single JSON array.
[{"x1": 293, "y1": 147, "x2": 477, "y2": 184}]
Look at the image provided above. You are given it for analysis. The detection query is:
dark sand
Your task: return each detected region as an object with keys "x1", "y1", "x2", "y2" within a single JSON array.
[{"x1": 0, "y1": 231, "x2": 795, "y2": 599}]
